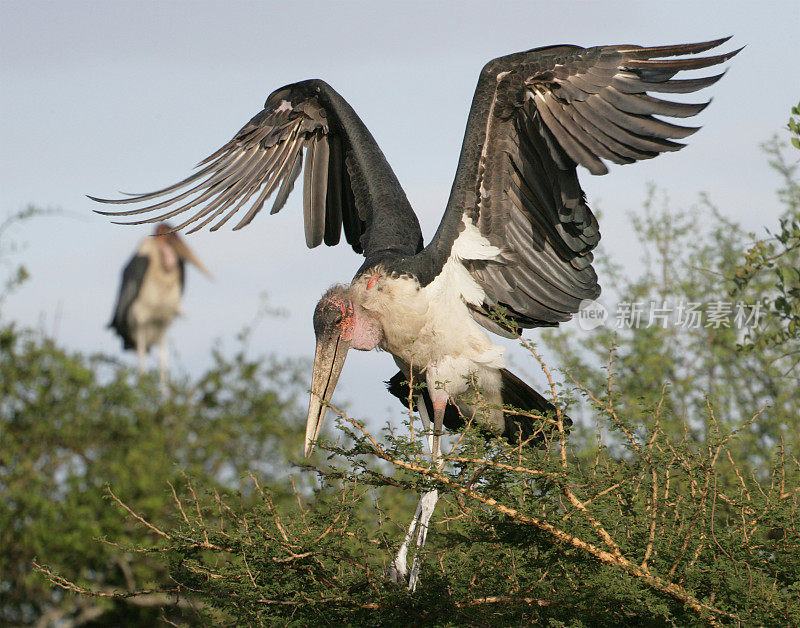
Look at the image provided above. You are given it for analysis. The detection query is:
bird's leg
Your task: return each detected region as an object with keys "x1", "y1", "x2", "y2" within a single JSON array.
[
  {"x1": 136, "y1": 328, "x2": 146, "y2": 376},
  {"x1": 391, "y1": 390, "x2": 447, "y2": 590},
  {"x1": 419, "y1": 392, "x2": 435, "y2": 453},
  {"x1": 390, "y1": 494, "x2": 423, "y2": 583},
  {"x1": 406, "y1": 392, "x2": 445, "y2": 592},
  {"x1": 390, "y1": 395, "x2": 432, "y2": 583},
  {"x1": 430, "y1": 393, "x2": 447, "y2": 462},
  {"x1": 407, "y1": 488, "x2": 439, "y2": 591},
  {"x1": 387, "y1": 391, "x2": 444, "y2": 590},
  {"x1": 158, "y1": 337, "x2": 168, "y2": 397}
]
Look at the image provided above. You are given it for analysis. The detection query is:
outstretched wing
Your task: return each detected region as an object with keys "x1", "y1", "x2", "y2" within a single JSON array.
[
  {"x1": 92, "y1": 80, "x2": 423, "y2": 261},
  {"x1": 405, "y1": 38, "x2": 739, "y2": 336}
]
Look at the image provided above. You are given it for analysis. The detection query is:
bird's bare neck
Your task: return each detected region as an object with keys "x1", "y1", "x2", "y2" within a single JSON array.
[
  {"x1": 157, "y1": 238, "x2": 179, "y2": 272},
  {"x1": 345, "y1": 304, "x2": 383, "y2": 351}
]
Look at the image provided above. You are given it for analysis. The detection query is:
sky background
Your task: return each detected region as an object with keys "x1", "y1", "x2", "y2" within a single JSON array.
[{"x1": 2, "y1": 0, "x2": 798, "y2": 429}]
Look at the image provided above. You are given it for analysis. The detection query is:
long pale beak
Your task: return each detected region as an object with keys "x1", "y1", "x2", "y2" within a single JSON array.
[
  {"x1": 305, "y1": 331, "x2": 350, "y2": 457},
  {"x1": 173, "y1": 239, "x2": 213, "y2": 279}
]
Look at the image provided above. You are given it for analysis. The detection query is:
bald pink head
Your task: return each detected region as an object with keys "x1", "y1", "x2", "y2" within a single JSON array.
[{"x1": 313, "y1": 286, "x2": 382, "y2": 351}]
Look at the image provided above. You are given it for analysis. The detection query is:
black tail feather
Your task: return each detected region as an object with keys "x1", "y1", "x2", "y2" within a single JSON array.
[
  {"x1": 499, "y1": 368, "x2": 570, "y2": 445},
  {"x1": 385, "y1": 369, "x2": 569, "y2": 448},
  {"x1": 386, "y1": 371, "x2": 465, "y2": 431}
]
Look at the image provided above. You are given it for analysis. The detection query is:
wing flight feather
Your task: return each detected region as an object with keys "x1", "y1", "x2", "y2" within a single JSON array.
[
  {"x1": 413, "y1": 37, "x2": 739, "y2": 333},
  {"x1": 92, "y1": 80, "x2": 422, "y2": 261},
  {"x1": 108, "y1": 254, "x2": 149, "y2": 350}
]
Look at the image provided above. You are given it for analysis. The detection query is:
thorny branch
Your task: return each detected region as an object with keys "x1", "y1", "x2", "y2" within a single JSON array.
[{"x1": 338, "y1": 412, "x2": 738, "y2": 623}]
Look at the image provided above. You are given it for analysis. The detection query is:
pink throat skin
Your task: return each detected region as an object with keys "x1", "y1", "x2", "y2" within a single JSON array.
[{"x1": 342, "y1": 306, "x2": 383, "y2": 351}]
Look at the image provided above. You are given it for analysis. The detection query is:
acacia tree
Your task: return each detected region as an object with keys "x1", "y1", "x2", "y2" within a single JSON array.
[
  {"x1": 38, "y1": 340, "x2": 799, "y2": 626},
  {"x1": 541, "y1": 107, "x2": 800, "y2": 468},
  {"x1": 733, "y1": 101, "x2": 800, "y2": 369}
]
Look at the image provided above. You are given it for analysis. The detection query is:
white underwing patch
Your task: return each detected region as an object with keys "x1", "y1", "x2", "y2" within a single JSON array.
[{"x1": 427, "y1": 216, "x2": 501, "y2": 307}]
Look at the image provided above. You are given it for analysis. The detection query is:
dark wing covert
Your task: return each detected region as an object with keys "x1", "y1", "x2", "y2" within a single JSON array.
[{"x1": 109, "y1": 254, "x2": 149, "y2": 349}]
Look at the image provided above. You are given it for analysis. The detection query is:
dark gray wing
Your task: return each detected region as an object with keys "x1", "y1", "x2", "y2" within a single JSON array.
[
  {"x1": 405, "y1": 38, "x2": 739, "y2": 336},
  {"x1": 92, "y1": 80, "x2": 423, "y2": 262},
  {"x1": 178, "y1": 259, "x2": 186, "y2": 294},
  {"x1": 109, "y1": 254, "x2": 149, "y2": 350}
]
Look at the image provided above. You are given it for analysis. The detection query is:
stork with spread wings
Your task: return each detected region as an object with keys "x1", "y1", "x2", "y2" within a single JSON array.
[{"x1": 94, "y1": 37, "x2": 739, "y2": 589}]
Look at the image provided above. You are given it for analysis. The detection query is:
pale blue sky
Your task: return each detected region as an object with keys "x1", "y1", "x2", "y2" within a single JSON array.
[{"x1": 2, "y1": 0, "x2": 798, "y2": 424}]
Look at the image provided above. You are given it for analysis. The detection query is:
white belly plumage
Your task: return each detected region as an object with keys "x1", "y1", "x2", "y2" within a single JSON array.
[
  {"x1": 129, "y1": 264, "x2": 182, "y2": 350},
  {"x1": 354, "y1": 217, "x2": 507, "y2": 408}
]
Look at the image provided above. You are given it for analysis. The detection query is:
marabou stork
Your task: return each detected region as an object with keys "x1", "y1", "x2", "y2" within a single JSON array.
[
  {"x1": 94, "y1": 38, "x2": 738, "y2": 587},
  {"x1": 109, "y1": 223, "x2": 211, "y2": 383}
]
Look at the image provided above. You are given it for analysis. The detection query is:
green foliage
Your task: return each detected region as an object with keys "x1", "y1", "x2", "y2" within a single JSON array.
[
  {"x1": 0, "y1": 322, "x2": 310, "y2": 625},
  {"x1": 790, "y1": 101, "x2": 800, "y2": 151},
  {"x1": 733, "y1": 103, "x2": 800, "y2": 366},
  {"x1": 544, "y1": 185, "x2": 798, "y2": 468},
  {"x1": 66, "y1": 365, "x2": 799, "y2": 626},
  {"x1": 0, "y1": 205, "x2": 56, "y2": 312}
]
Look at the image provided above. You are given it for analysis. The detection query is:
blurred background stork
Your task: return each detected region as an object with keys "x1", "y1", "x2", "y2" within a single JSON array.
[{"x1": 108, "y1": 223, "x2": 212, "y2": 384}]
